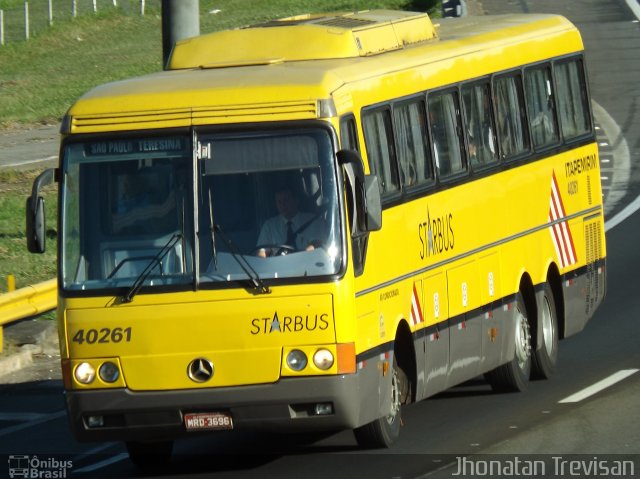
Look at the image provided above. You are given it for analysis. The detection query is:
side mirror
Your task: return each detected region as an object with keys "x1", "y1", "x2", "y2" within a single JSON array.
[
  {"x1": 337, "y1": 149, "x2": 382, "y2": 234},
  {"x1": 26, "y1": 168, "x2": 56, "y2": 254},
  {"x1": 363, "y1": 175, "x2": 382, "y2": 231},
  {"x1": 26, "y1": 196, "x2": 46, "y2": 253}
]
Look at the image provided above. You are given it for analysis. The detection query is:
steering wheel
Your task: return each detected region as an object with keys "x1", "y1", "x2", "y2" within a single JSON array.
[{"x1": 254, "y1": 244, "x2": 296, "y2": 257}]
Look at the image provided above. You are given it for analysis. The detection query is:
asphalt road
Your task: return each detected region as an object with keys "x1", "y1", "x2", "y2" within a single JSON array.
[{"x1": 1, "y1": 0, "x2": 639, "y2": 478}]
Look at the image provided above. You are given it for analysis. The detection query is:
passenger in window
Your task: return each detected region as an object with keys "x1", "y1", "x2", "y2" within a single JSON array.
[{"x1": 256, "y1": 187, "x2": 327, "y2": 257}]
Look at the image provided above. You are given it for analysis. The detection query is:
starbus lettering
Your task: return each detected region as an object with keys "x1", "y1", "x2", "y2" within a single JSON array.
[
  {"x1": 419, "y1": 208, "x2": 454, "y2": 260},
  {"x1": 565, "y1": 153, "x2": 597, "y2": 177},
  {"x1": 250, "y1": 312, "x2": 330, "y2": 334}
]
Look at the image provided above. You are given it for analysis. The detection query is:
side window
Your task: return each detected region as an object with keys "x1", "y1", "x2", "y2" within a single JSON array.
[
  {"x1": 362, "y1": 108, "x2": 400, "y2": 197},
  {"x1": 554, "y1": 58, "x2": 592, "y2": 140},
  {"x1": 427, "y1": 91, "x2": 466, "y2": 178},
  {"x1": 393, "y1": 100, "x2": 433, "y2": 189},
  {"x1": 340, "y1": 115, "x2": 360, "y2": 152},
  {"x1": 462, "y1": 82, "x2": 499, "y2": 169},
  {"x1": 494, "y1": 74, "x2": 530, "y2": 159},
  {"x1": 525, "y1": 65, "x2": 560, "y2": 148}
]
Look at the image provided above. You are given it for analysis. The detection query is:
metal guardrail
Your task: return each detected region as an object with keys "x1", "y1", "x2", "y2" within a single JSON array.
[{"x1": 0, "y1": 279, "x2": 57, "y2": 353}]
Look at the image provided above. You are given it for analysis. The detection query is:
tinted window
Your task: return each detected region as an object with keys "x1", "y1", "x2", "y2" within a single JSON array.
[
  {"x1": 393, "y1": 100, "x2": 433, "y2": 188},
  {"x1": 495, "y1": 74, "x2": 530, "y2": 159},
  {"x1": 340, "y1": 116, "x2": 360, "y2": 151},
  {"x1": 462, "y1": 82, "x2": 498, "y2": 168},
  {"x1": 525, "y1": 65, "x2": 559, "y2": 148},
  {"x1": 428, "y1": 91, "x2": 466, "y2": 178},
  {"x1": 363, "y1": 108, "x2": 400, "y2": 196},
  {"x1": 555, "y1": 59, "x2": 592, "y2": 139}
]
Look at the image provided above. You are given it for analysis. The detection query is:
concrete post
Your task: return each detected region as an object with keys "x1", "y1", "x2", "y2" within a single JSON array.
[{"x1": 161, "y1": 0, "x2": 200, "y2": 69}]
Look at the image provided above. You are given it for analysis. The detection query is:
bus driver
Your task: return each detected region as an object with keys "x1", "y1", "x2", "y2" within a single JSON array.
[{"x1": 256, "y1": 187, "x2": 327, "y2": 257}]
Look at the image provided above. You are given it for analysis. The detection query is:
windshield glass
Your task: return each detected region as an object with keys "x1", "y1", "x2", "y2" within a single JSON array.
[
  {"x1": 198, "y1": 127, "x2": 343, "y2": 284},
  {"x1": 61, "y1": 136, "x2": 194, "y2": 292}
]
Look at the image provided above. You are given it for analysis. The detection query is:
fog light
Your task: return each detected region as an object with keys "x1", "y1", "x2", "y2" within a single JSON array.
[
  {"x1": 314, "y1": 403, "x2": 333, "y2": 416},
  {"x1": 86, "y1": 415, "x2": 104, "y2": 428},
  {"x1": 286, "y1": 350, "x2": 308, "y2": 371},
  {"x1": 313, "y1": 349, "x2": 334, "y2": 370},
  {"x1": 99, "y1": 362, "x2": 120, "y2": 383},
  {"x1": 74, "y1": 362, "x2": 96, "y2": 384}
]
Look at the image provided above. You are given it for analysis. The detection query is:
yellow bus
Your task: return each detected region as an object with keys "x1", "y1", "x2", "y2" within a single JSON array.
[{"x1": 27, "y1": 9, "x2": 606, "y2": 464}]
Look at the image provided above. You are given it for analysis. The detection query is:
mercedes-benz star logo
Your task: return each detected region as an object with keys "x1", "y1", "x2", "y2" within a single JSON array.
[{"x1": 187, "y1": 358, "x2": 214, "y2": 383}]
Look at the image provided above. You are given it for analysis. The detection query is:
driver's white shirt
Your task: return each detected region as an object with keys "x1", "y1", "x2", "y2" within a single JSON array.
[{"x1": 257, "y1": 212, "x2": 325, "y2": 250}]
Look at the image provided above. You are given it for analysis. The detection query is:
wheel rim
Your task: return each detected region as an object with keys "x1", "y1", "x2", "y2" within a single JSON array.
[
  {"x1": 386, "y1": 366, "x2": 401, "y2": 426},
  {"x1": 514, "y1": 306, "x2": 531, "y2": 370},
  {"x1": 541, "y1": 296, "x2": 556, "y2": 357}
]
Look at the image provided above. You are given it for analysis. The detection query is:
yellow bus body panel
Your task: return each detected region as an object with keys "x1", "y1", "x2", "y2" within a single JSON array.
[{"x1": 64, "y1": 290, "x2": 336, "y2": 390}]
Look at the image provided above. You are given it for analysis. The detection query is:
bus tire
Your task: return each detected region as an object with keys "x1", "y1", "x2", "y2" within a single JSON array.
[
  {"x1": 532, "y1": 282, "x2": 559, "y2": 379},
  {"x1": 485, "y1": 292, "x2": 531, "y2": 392},
  {"x1": 126, "y1": 440, "x2": 173, "y2": 469},
  {"x1": 353, "y1": 354, "x2": 407, "y2": 448}
]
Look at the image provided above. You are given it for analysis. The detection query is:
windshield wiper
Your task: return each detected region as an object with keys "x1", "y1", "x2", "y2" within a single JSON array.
[
  {"x1": 214, "y1": 224, "x2": 270, "y2": 295},
  {"x1": 119, "y1": 233, "x2": 182, "y2": 303}
]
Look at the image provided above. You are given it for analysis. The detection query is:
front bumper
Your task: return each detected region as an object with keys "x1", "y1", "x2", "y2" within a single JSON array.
[{"x1": 66, "y1": 374, "x2": 363, "y2": 442}]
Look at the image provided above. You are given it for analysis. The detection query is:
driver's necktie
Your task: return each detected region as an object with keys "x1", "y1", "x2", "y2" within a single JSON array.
[{"x1": 285, "y1": 221, "x2": 295, "y2": 248}]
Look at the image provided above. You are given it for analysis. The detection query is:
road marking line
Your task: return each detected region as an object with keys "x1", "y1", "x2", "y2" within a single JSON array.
[
  {"x1": 0, "y1": 410, "x2": 66, "y2": 438},
  {"x1": 605, "y1": 193, "x2": 640, "y2": 232},
  {"x1": 558, "y1": 369, "x2": 639, "y2": 403},
  {"x1": 625, "y1": 0, "x2": 640, "y2": 21},
  {"x1": 74, "y1": 453, "x2": 128, "y2": 473}
]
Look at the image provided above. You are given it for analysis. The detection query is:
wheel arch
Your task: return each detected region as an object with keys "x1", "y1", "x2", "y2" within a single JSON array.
[
  {"x1": 518, "y1": 272, "x2": 536, "y2": 323},
  {"x1": 394, "y1": 319, "x2": 416, "y2": 404},
  {"x1": 546, "y1": 262, "x2": 565, "y2": 339}
]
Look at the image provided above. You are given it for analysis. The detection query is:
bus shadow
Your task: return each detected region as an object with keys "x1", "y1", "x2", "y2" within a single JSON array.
[{"x1": 430, "y1": 376, "x2": 496, "y2": 399}]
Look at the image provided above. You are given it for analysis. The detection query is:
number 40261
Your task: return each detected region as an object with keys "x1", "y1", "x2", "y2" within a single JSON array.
[{"x1": 72, "y1": 327, "x2": 132, "y2": 345}]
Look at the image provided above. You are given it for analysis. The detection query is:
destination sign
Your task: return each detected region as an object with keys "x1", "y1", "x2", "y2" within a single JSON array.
[{"x1": 84, "y1": 138, "x2": 186, "y2": 157}]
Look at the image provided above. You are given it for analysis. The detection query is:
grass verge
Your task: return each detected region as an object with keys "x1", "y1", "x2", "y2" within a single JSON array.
[
  {"x1": 0, "y1": 169, "x2": 57, "y2": 292},
  {"x1": 0, "y1": 0, "x2": 440, "y2": 126}
]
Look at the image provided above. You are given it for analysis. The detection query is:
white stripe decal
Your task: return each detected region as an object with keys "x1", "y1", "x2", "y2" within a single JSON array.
[{"x1": 549, "y1": 172, "x2": 577, "y2": 268}]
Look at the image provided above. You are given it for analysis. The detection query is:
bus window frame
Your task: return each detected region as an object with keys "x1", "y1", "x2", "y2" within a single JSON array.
[
  {"x1": 339, "y1": 114, "x2": 361, "y2": 153},
  {"x1": 426, "y1": 87, "x2": 469, "y2": 186},
  {"x1": 523, "y1": 61, "x2": 562, "y2": 153},
  {"x1": 361, "y1": 105, "x2": 402, "y2": 207},
  {"x1": 551, "y1": 54, "x2": 594, "y2": 144},
  {"x1": 492, "y1": 70, "x2": 532, "y2": 165},
  {"x1": 390, "y1": 94, "x2": 436, "y2": 196},
  {"x1": 460, "y1": 77, "x2": 500, "y2": 176}
]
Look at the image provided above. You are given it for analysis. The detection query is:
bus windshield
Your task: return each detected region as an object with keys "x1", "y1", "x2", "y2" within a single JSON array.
[
  {"x1": 60, "y1": 127, "x2": 343, "y2": 294},
  {"x1": 61, "y1": 136, "x2": 194, "y2": 292},
  {"x1": 197, "y1": 128, "x2": 342, "y2": 285}
]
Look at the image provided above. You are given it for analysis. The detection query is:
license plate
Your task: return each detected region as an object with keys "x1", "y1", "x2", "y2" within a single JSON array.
[{"x1": 184, "y1": 412, "x2": 233, "y2": 431}]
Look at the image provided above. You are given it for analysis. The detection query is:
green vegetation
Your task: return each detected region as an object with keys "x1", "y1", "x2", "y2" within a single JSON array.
[
  {"x1": 0, "y1": 169, "x2": 57, "y2": 291},
  {"x1": 0, "y1": 0, "x2": 440, "y2": 126}
]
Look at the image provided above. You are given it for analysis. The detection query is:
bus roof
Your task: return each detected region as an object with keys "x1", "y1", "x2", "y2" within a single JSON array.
[
  {"x1": 168, "y1": 10, "x2": 438, "y2": 68},
  {"x1": 65, "y1": 11, "x2": 582, "y2": 134}
]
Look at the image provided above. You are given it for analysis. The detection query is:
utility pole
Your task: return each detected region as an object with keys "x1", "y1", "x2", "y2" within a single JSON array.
[{"x1": 161, "y1": 0, "x2": 200, "y2": 69}]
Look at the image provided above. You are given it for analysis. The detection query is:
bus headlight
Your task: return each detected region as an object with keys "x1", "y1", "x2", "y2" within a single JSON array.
[
  {"x1": 99, "y1": 362, "x2": 120, "y2": 383},
  {"x1": 74, "y1": 362, "x2": 96, "y2": 384},
  {"x1": 313, "y1": 349, "x2": 334, "y2": 370},
  {"x1": 286, "y1": 350, "x2": 308, "y2": 371}
]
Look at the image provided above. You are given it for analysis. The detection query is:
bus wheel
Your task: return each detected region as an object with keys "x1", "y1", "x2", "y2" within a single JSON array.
[
  {"x1": 353, "y1": 354, "x2": 407, "y2": 448},
  {"x1": 485, "y1": 292, "x2": 531, "y2": 392},
  {"x1": 126, "y1": 440, "x2": 173, "y2": 469},
  {"x1": 532, "y1": 282, "x2": 559, "y2": 379}
]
